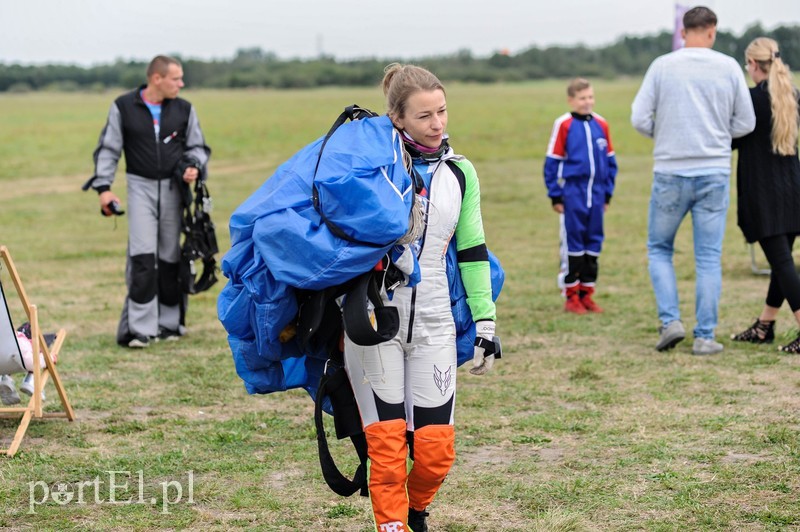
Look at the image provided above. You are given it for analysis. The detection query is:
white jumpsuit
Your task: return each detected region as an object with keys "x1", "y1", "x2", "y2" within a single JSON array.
[{"x1": 344, "y1": 148, "x2": 495, "y2": 530}]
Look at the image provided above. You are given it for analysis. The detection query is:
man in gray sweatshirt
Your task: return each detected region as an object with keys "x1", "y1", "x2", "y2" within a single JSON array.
[{"x1": 631, "y1": 6, "x2": 755, "y2": 355}]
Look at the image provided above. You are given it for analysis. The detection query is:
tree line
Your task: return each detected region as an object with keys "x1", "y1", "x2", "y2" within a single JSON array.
[{"x1": 1, "y1": 24, "x2": 798, "y2": 92}]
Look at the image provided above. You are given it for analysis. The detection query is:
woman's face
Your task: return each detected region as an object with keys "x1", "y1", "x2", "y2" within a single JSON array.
[
  {"x1": 393, "y1": 89, "x2": 448, "y2": 149},
  {"x1": 745, "y1": 57, "x2": 767, "y2": 83}
]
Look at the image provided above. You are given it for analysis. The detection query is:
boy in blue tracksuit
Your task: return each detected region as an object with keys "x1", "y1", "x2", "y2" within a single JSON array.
[{"x1": 544, "y1": 78, "x2": 618, "y2": 313}]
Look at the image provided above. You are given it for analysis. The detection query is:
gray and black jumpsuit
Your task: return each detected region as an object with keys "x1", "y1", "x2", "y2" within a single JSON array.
[{"x1": 85, "y1": 85, "x2": 210, "y2": 344}]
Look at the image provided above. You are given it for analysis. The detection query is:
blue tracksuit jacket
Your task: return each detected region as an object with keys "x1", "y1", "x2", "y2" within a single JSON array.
[{"x1": 544, "y1": 111, "x2": 618, "y2": 255}]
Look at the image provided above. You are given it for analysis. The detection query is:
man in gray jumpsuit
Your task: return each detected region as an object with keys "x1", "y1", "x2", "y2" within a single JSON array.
[{"x1": 84, "y1": 55, "x2": 211, "y2": 348}]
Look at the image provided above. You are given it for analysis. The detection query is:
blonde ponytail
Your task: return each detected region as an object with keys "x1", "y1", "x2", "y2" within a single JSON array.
[
  {"x1": 767, "y1": 57, "x2": 799, "y2": 155},
  {"x1": 745, "y1": 37, "x2": 799, "y2": 156}
]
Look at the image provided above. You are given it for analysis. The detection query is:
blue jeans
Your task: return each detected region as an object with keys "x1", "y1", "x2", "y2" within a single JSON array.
[{"x1": 647, "y1": 172, "x2": 729, "y2": 339}]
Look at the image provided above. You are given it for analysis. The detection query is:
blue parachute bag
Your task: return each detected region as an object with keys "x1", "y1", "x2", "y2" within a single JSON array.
[
  {"x1": 228, "y1": 112, "x2": 414, "y2": 291},
  {"x1": 218, "y1": 239, "x2": 304, "y2": 394},
  {"x1": 219, "y1": 106, "x2": 416, "y2": 396}
]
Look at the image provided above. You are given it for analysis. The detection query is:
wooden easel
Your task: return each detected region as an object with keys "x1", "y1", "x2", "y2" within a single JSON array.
[{"x1": 0, "y1": 246, "x2": 75, "y2": 457}]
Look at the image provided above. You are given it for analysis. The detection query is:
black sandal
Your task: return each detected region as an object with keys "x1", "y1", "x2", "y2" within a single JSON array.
[
  {"x1": 731, "y1": 319, "x2": 775, "y2": 344},
  {"x1": 778, "y1": 332, "x2": 800, "y2": 354}
]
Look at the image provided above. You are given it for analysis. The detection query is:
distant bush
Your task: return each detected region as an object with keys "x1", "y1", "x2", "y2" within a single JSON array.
[
  {"x1": 43, "y1": 80, "x2": 81, "y2": 92},
  {"x1": 88, "y1": 82, "x2": 108, "y2": 93},
  {"x1": 6, "y1": 82, "x2": 32, "y2": 93}
]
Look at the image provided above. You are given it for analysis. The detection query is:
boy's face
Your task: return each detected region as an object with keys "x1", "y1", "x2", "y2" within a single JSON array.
[{"x1": 568, "y1": 87, "x2": 595, "y2": 115}]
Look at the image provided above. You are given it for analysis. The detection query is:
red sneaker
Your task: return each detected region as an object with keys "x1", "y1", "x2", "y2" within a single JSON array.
[
  {"x1": 580, "y1": 285, "x2": 603, "y2": 313},
  {"x1": 564, "y1": 286, "x2": 587, "y2": 314}
]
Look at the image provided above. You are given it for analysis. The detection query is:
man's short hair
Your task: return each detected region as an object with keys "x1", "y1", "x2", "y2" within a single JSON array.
[
  {"x1": 683, "y1": 6, "x2": 717, "y2": 30},
  {"x1": 146, "y1": 55, "x2": 181, "y2": 78},
  {"x1": 567, "y1": 78, "x2": 591, "y2": 97}
]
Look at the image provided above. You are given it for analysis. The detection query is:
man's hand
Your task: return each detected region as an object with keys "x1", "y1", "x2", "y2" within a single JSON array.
[
  {"x1": 470, "y1": 320, "x2": 500, "y2": 376},
  {"x1": 552, "y1": 203, "x2": 564, "y2": 214},
  {"x1": 99, "y1": 190, "x2": 122, "y2": 216},
  {"x1": 183, "y1": 166, "x2": 199, "y2": 183}
]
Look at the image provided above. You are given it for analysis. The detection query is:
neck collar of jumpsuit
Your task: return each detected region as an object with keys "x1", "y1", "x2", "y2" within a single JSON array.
[
  {"x1": 401, "y1": 130, "x2": 451, "y2": 162},
  {"x1": 570, "y1": 111, "x2": 593, "y2": 121}
]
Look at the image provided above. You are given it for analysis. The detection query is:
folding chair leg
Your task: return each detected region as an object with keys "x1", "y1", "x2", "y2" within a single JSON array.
[
  {"x1": 32, "y1": 309, "x2": 42, "y2": 418},
  {"x1": 44, "y1": 330, "x2": 75, "y2": 421},
  {"x1": 4, "y1": 409, "x2": 34, "y2": 457},
  {"x1": 749, "y1": 243, "x2": 771, "y2": 276}
]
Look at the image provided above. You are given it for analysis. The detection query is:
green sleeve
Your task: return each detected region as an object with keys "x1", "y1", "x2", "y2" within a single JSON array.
[{"x1": 453, "y1": 159, "x2": 496, "y2": 322}]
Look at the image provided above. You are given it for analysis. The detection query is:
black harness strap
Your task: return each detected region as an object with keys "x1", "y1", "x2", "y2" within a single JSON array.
[
  {"x1": 305, "y1": 104, "x2": 410, "y2": 498},
  {"x1": 342, "y1": 271, "x2": 400, "y2": 346},
  {"x1": 444, "y1": 159, "x2": 466, "y2": 199},
  {"x1": 179, "y1": 179, "x2": 219, "y2": 294},
  {"x1": 314, "y1": 363, "x2": 369, "y2": 497}
]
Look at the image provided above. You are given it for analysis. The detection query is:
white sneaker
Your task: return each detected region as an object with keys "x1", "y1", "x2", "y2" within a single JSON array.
[
  {"x1": 127, "y1": 335, "x2": 150, "y2": 348},
  {"x1": 157, "y1": 328, "x2": 182, "y2": 342},
  {"x1": 19, "y1": 373, "x2": 45, "y2": 401},
  {"x1": 0, "y1": 375, "x2": 21, "y2": 405},
  {"x1": 656, "y1": 320, "x2": 686, "y2": 351},
  {"x1": 692, "y1": 338, "x2": 724, "y2": 356}
]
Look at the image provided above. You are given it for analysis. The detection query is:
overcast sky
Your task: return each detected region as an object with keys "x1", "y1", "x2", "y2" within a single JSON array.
[{"x1": 2, "y1": 0, "x2": 799, "y2": 65}]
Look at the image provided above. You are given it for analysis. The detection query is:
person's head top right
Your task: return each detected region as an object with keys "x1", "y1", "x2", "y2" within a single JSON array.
[{"x1": 682, "y1": 6, "x2": 718, "y2": 48}]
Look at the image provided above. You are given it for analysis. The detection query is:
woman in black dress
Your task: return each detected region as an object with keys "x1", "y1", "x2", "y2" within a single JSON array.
[{"x1": 731, "y1": 37, "x2": 800, "y2": 352}]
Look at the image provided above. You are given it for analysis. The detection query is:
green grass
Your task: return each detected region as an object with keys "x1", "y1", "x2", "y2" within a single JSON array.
[{"x1": 1, "y1": 80, "x2": 799, "y2": 530}]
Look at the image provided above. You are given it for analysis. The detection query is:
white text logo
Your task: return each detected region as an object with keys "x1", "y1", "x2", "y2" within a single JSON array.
[{"x1": 29, "y1": 470, "x2": 194, "y2": 514}]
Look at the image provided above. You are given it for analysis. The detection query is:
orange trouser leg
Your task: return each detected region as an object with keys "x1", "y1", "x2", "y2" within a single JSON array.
[
  {"x1": 407, "y1": 424, "x2": 456, "y2": 511},
  {"x1": 365, "y1": 419, "x2": 410, "y2": 530}
]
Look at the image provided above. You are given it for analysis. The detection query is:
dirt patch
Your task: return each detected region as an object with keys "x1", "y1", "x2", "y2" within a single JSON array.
[
  {"x1": 436, "y1": 499, "x2": 535, "y2": 530},
  {"x1": 192, "y1": 506, "x2": 257, "y2": 523},
  {"x1": 73, "y1": 408, "x2": 114, "y2": 421},
  {"x1": 538, "y1": 447, "x2": 565, "y2": 462},
  {"x1": 720, "y1": 452, "x2": 768, "y2": 464},
  {"x1": 265, "y1": 468, "x2": 305, "y2": 490},
  {"x1": 459, "y1": 444, "x2": 512, "y2": 467},
  {"x1": 457, "y1": 441, "x2": 560, "y2": 470},
  {"x1": 130, "y1": 405, "x2": 154, "y2": 417}
]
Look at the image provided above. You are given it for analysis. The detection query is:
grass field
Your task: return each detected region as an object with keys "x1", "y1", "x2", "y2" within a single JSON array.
[{"x1": 0, "y1": 80, "x2": 799, "y2": 531}]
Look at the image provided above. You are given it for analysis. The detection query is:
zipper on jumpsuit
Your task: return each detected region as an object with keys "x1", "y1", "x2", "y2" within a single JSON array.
[
  {"x1": 406, "y1": 288, "x2": 417, "y2": 343},
  {"x1": 583, "y1": 121, "x2": 596, "y2": 208},
  {"x1": 154, "y1": 106, "x2": 163, "y2": 324},
  {"x1": 405, "y1": 162, "x2": 439, "y2": 343}
]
